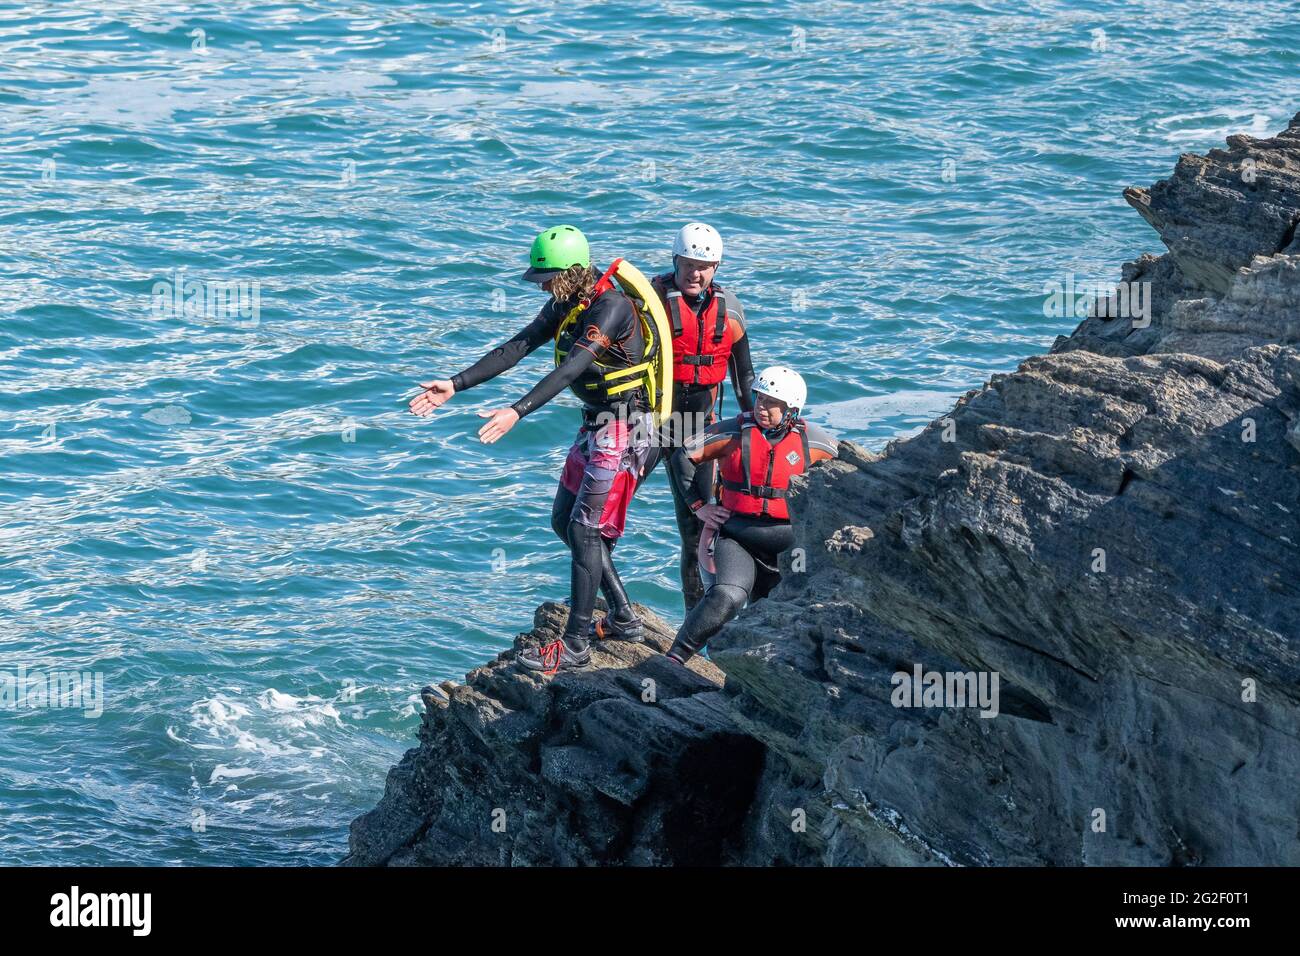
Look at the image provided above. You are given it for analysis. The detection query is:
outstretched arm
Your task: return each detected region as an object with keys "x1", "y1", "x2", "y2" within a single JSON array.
[
  {"x1": 497, "y1": 341, "x2": 601, "y2": 423},
  {"x1": 409, "y1": 307, "x2": 555, "y2": 418},
  {"x1": 508, "y1": 293, "x2": 633, "y2": 419},
  {"x1": 478, "y1": 294, "x2": 634, "y2": 443}
]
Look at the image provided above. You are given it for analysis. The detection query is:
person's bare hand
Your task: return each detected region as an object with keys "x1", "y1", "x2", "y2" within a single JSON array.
[
  {"x1": 696, "y1": 503, "x2": 731, "y2": 529},
  {"x1": 477, "y1": 407, "x2": 520, "y2": 444},
  {"x1": 409, "y1": 380, "x2": 454, "y2": 417}
]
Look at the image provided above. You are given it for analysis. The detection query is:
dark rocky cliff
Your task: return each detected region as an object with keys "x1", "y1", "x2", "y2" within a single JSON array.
[{"x1": 345, "y1": 114, "x2": 1300, "y2": 867}]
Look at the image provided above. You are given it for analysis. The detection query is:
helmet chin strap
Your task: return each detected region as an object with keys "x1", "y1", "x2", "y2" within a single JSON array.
[
  {"x1": 769, "y1": 408, "x2": 798, "y2": 437},
  {"x1": 753, "y1": 392, "x2": 799, "y2": 438}
]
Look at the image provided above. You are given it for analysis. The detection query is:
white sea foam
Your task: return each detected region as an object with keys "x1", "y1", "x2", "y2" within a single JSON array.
[
  {"x1": 819, "y1": 389, "x2": 963, "y2": 439},
  {"x1": 209, "y1": 764, "x2": 258, "y2": 783},
  {"x1": 1154, "y1": 109, "x2": 1275, "y2": 144}
]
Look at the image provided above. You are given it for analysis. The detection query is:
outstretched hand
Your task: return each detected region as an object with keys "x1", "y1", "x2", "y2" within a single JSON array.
[
  {"x1": 477, "y1": 407, "x2": 520, "y2": 444},
  {"x1": 409, "y1": 380, "x2": 454, "y2": 417}
]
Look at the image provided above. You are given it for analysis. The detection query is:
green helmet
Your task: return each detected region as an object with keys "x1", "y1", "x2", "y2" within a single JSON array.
[{"x1": 523, "y1": 224, "x2": 589, "y2": 283}]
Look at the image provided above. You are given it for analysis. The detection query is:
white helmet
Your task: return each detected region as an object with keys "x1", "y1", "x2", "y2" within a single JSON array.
[
  {"x1": 753, "y1": 365, "x2": 807, "y2": 412},
  {"x1": 672, "y1": 222, "x2": 723, "y2": 263}
]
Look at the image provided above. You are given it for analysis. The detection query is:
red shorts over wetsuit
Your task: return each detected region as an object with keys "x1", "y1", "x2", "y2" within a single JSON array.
[{"x1": 560, "y1": 410, "x2": 656, "y2": 539}]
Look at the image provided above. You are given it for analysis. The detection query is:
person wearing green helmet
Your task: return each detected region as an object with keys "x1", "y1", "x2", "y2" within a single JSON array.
[{"x1": 409, "y1": 225, "x2": 655, "y2": 673}]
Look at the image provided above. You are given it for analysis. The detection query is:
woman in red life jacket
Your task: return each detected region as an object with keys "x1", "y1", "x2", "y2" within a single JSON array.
[
  {"x1": 663, "y1": 366, "x2": 837, "y2": 664},
  {"x1": 651, "y1": 223, "x2": 756, "y2": 613},
  {"x1": 408, "y1": 225, "x2": 656, "y2": 674}
]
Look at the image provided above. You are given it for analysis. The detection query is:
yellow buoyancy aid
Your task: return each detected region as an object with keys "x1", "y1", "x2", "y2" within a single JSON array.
[{"x1": 553, "y1": 258, "x2": 674, "y2": 428}]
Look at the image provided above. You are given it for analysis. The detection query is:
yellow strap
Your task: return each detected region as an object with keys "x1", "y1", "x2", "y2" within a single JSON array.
[
  {"x1": 553, "y1": 306, "x2": 583, "y2": 344},
  {"x1": 554, "y1": 300, "x2": 654, "y2": 398},
  {"x1": 602, "y1": 362, "x2": 650, "y2": 381},
  {"x1": 605, "y1": 378, "x2": 644, "y2": 396}
]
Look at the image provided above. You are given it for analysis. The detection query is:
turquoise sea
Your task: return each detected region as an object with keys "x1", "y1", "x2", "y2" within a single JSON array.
[{"x1": 1, "y1": 0, "x2": 1297, "y2": 865}]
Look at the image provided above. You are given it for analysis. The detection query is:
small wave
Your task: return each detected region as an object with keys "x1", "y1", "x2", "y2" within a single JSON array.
[{"x1": 820, "y1": 390, "x2": 965, "y2": 436}]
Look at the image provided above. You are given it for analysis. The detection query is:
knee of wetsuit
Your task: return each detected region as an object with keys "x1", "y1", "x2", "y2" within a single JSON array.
[
  {"x1": 568, "y1": 518, "x2": 603, "y2": 549},
  {"x1": 567, "y1": 520, "x2": 607, "y2": 584},
  {"x1": 675, "y1": 583, "x2": 748, "y2": 656},
  {"x1": 709, "y1": 583, "x2": 749, "y2": 621}
]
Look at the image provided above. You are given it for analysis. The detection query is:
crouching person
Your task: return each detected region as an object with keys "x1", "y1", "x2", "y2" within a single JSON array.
[{"x1": 664, "y1": 366, "x2": 838, "y2": 664}]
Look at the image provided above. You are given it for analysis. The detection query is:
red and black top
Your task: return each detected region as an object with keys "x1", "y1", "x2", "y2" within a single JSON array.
[
  {"x1": 671, "y1": 412, "x2": 838, "y2": 521},
  {"x1": 651, "y1": 273, "x2": 755, "y2": 402}
]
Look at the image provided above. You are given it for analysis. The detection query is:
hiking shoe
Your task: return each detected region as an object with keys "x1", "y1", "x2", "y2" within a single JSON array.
[
  {"x1": 590, "y1": 614, "x2": 645, "y2": 644},
  {"x1": 518, "y1": 638, "x2": 592, "y2": 675}
]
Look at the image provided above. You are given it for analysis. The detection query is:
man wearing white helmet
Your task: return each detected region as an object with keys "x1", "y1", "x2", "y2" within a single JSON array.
[
  {"x1": 664, "y1": 366, "x2": 838, "y2": 664},
  {"x1": 650, "y1": 222, "x2": 757, "y2": 615}
]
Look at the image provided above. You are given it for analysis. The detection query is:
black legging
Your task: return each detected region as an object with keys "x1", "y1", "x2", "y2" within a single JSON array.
[
  {"x1": 671, "y1": 515, "x2": 794, "y2": 657},
  {"x1": 660, "y1": 384, "x2": 720, "y2": 611},
  {"x1": 551, "y1": 484, "x2": 637, "y2": 646}
]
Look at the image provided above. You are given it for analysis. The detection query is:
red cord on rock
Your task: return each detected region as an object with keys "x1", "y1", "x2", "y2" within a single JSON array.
[{"x1": 539, "y1": 639, "x2": 564, "y2": 676}]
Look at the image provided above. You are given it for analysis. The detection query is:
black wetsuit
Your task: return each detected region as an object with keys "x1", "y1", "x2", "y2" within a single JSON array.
[
  {"x1": 451, "y1": 288, "x2": 644, "y2": 418},
  {"x1": 670, "y1": 514, "x2": 793, "y2": 657},
  {"x1": 450, "y1": 277, "x2": 651, "y2": 648},
  {"x1": 666, "y1": 416, "x2": 838, "y2": 661},
  {"x1": 651, "y1": 275, "x2": 756, "y2": 612}
]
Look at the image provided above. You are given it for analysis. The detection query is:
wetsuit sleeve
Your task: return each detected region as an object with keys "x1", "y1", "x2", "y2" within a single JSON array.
[
  {"x1": 450, "y1": 303, "x2": 557, "y2": 393},
  {"x1": 724, "y1": 293, "x2": 746, "y2": 335},
  {"x1": 668, "y1": 417, "x2": 742, "y2": 510},
  {"x1": 727, "y1": 300, "x2": 755, "y2": 412},
  {"x1": 509, "y1": 294, "x2": 634, "y2": 419},
  {"x1": 803, "y1": 421, "x2": 839, "y2": 463},
  {"x1": 651, "y1": 273, "x2": 671, "y2": 304}
]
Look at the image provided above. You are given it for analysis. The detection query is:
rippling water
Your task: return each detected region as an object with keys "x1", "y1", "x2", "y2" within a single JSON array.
[{"x1": 1, "y1": 0, "x2": 1296, "y2": 865}]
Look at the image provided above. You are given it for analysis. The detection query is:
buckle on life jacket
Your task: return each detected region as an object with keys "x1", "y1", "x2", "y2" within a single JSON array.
[
  {"x1": 721, "y1": 478, "x2": 788, "y2": 499},
  {"x1": 682, "y1": 355, "x2": 715, "y2": 366}
]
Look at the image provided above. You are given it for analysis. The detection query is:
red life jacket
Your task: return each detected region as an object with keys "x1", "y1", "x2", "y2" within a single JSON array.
[
  {"x1": 583, "y1": 260, "x2": 620, "y2": 304},
  {"x1": 719, "y1": 414, "x2": 812, "y2": 520},
  {"x1": 655, "y1": 275, "x2": 735, "y2": 385}
]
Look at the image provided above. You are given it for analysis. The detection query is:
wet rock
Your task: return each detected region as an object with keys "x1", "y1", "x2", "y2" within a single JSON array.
[
  {"x1": 714, "y1": 112, "x2": 1300, "y2": 867},
  {"x1": 348, "y1": 113, "x2": 1300, "y2": 867},
  {"x1": 344, "y1": 603, "x2": 764, "y2": 866}
]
